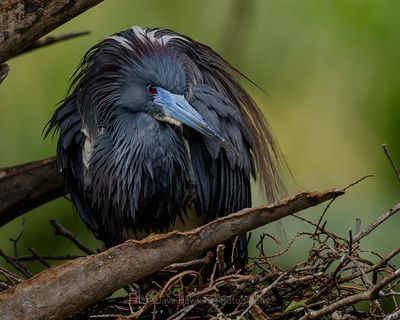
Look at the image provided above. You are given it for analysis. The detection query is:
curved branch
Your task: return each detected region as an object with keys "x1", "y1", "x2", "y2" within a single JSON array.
[{"x1": 0, "y1": 189, "x2": 344, "y2": 320}]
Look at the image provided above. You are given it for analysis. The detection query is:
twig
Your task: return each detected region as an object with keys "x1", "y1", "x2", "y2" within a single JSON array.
[
  {"x1": 315, "y1": 175, "x2": 373, "y2": 236},
  {"x1": 231, "y1": 235, "x2": 239, "y2": 266},
  {"x1": 164, "y1": 252, "x2": 214, "y2": 271},
  {"x1": 0, "y1": 63, "x2": 9, "y2": 84},
  {"x1": 382, "y1": 144, "x2": 400, "y2": 182},
  {"x1": 204, "y1": 297, "x2": 229, "y2": 319},
  {"x1": 16, "y1": 254, "x2": 83, "y2": 262},
  {"x1": 131, "y1": 270, "x2": 201, "y2": 318},
  {"x1": 49, "y1": 220, "x2": 95, "y2": 255},
  {"x1": 340, "y1": 247, "x2": 400, "y2": 283},
  {"x1": 217, "y1": 244, "x2": 225, "y2": 277},
  {"x1": 0, "y1": 249, "x2": 32, "y2": 279},
  {"x1": 384, "y1": 308, "x2": 400, "y2": 320},
  {"x1": 0, "y1": 267, "x2": 22, "y2": 285},
  {"x1": 315, "y1": 198, "x2": 337, "y2": 235},
  {"x1": 238, "y1": 272, "x2": 287, "y2": 319},
  {"x1": 27, "y1": 248, "x2": 52, "y2": 269},
  {"x1": 20, "y1": 32, "x2": 90, "y2": 55},
  {"x1": 353, "y1": 203, "x2": 400, "y2": 243},
  {"x1": 348, "y1": 229, "x2": 353, "y2": 255},
  {"x1": 299, "y1": 268, "x2": 400, "y2": 319},
  {"x1": 344, "y1": 174, "x2": 375, "y2": 191},
  {"x1": 166, "y1": 303, "x2": 197, "y2": 320},
  {"x1": 292, "y1": 213, "x2": 346, "y2": 242},
  {"x1": 9, "y1": 217, "x2": 25, "y2": 259}
]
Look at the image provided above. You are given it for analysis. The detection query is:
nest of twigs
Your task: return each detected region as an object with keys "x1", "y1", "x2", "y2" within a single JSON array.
[
  {"x1": 82, "y1": 213, "x2": 399, "y2": 319},
  {"x1": 1, "y1": 179, "x2": 399, "y2": 319}
]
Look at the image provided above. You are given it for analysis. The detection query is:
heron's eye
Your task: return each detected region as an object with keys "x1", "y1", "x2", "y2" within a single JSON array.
[{"x1": 147, "y1": 84, "x2": 158, "y2": 96}]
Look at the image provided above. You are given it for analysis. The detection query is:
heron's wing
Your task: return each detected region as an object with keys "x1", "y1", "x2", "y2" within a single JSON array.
[
  {"x1": 187, "y1": 84, "x2": 255, "y2": 219},
  {"x1": 45, "y1": 95, "x2": 100, "y2": 235},
  {"x1": 170, "y1": 31, "x2": 286, "y2": 202},
  {"x1": 187, "y1": 84, "x2": 255, "y2": 267}
]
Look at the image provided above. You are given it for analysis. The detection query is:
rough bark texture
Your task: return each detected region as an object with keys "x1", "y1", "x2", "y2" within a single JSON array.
[
  {"x1": 0, "y1": 189, "x2": 344, "y2": 320},
  {"x1": 0, "y1": 0, "x2": 104, "y2": 63},
  {"x1": 0, "y1": 157, "x2": 66, "y2": 227}
]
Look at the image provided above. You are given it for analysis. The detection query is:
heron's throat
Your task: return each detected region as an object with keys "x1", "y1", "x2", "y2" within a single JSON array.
[{"x1": 153, "y1": 114, "x2": 182, "y2": 127}]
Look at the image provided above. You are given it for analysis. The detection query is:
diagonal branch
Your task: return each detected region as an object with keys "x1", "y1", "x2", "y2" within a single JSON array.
[
  {"x1": 0, "y1": 0, "x2": 104, "y2": 63},
  {"x1": 0, "y1": 188, "x2": 344, "y2": 320}
]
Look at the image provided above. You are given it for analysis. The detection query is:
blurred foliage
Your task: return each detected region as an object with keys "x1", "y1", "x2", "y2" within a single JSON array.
[{"x1": 0, "y1": 0, "x2": 399, "y2": 274}]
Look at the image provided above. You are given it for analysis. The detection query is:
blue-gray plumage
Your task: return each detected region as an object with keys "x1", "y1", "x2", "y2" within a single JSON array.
[{"x1": 46, "y1": 26, "x2": 285, "y2": 267}]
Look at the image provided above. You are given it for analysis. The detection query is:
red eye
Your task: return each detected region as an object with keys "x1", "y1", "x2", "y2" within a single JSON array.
[{"x1": 147, "y1": 84, "x2": 158, "y2": 95}]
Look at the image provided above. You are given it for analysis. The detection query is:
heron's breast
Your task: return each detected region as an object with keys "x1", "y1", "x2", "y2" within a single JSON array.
[
  {"x1": 123, "y1": 207, "x2": 205, "y2": 240},
  {"x1": 88, "y1": 112, "x2": 195, "y2": 235}
]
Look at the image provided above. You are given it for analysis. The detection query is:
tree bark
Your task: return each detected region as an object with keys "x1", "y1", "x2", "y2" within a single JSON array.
[
  {"x1": 0, "y1": 157, "x2": 66, "y2": 227},
  {"x1": 0, "y1": 189, "x2": 344, "y2": 320},
  {"x1": 0, "y1": 0, "x2": 104, "y2": 63}
]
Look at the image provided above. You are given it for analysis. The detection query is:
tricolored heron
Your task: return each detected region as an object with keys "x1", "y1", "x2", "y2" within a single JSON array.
[{"x1": 46, "y1": 26, "x2": 285, "y2": 267}]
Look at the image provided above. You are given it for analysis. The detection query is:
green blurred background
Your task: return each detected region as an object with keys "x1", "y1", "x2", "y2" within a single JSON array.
[{"x1": 1, "y1": 0, "x2": 399, "y2": 273}]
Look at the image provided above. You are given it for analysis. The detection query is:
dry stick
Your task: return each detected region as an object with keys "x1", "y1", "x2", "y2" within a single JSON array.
[
  {"x1": 0, "y1": 189, "x2": 343, "y2": 320},
  {"x1": 20, "y1": 32, "x2": 90, "y2": 55},
  {"x1": 0, "y1": 267, "x2": 22, "y2": 285},
  {"x1": 49, "y1": 220, "x2": 95, "y2": 255},
  {"x1": 217, "y1": 244, "x2": 226, "y2": 277},
  {"x1": 382, "y1": 144, "x2": 400, "y2": 182},
  {"x1": 17, "y1": 254, "x2": 83, "y2": 262},
  {"x1": 0, "y1": 249, "x2": 32, "y2": 279},
  {"x1": 384, "y1": 308, "x2": 400, "y2": 320},
  {"x1": 204, "y1": 296, "x2": 230, "y2": 319},
  {"x1": 344, "y1": 174, "x2": 375, "y2": 192},
  {"x1": 315, "y1": 174, "x2": 374, "y2": 237},
  {"x1": 0, "y1": 0, "x2": 104, "y2": 63},
  {"x1": 9, "y1": 217, "x2": 25, "y2": 259},
  {"x1": 27, "y1": 248, "x2": 51, "y2": 269},
  {"x1": 238, "y1": 272, "x2": 287, "y2": 319},
  {"x1": 161, "y1": 258, "x2": 204, "y2": 271},
  {"x1": 0, "y1": 63, "x2": 9, "y2": 84},
  {"x1": 132, "y1": 270, "x2": 201, "y2": 318},
  {"x1": 299, "y1": 268, "x2": 400, "y2": 320},
  {"x1": 353, "y1": 203, "x2": 400, "y2": 243},
  {"x1": 164, "y1": 251, "x2": 214, "y2": 271},
  {"x1": 166, "y1": 303, "x2": 197, "y2": 320},
  {"x1": 340, "y1": 247, "x2": 400, "y2": 284}
]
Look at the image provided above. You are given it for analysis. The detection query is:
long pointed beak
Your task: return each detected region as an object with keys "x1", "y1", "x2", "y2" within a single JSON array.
[{"x1": 154, "y1": 87, "x2": 236, "y2": 153}]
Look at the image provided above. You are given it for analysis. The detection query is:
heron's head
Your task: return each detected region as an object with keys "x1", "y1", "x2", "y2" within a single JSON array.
[{"x1": 75, "y1": 27, "x2": 233, "y2": 151}]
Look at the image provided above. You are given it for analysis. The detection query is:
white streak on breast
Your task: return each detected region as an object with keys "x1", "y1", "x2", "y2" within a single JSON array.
[{"x1": 81, "y1": 127, "x2": 94, "y2": 170}]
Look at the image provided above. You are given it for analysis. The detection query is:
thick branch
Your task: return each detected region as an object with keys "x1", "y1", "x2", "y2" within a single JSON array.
[
  {"x1": 0, "y1": 189, "x2": 343, "y2": 320},
  {"x1": 0, "y1": 0, "x2": 103, "y2": 63},
  {"x1": 0, "y1": 157, "x2": 66, "y2": 227}
]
